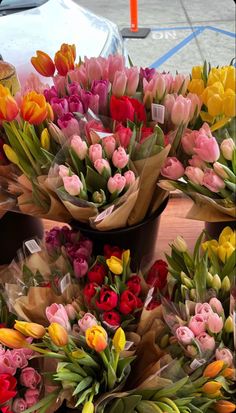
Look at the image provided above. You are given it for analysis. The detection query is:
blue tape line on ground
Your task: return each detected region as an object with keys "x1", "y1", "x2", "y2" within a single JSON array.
[
  {"x1": 206, "y1": 26, "x2": 236, "y2": 38},
  {"x1": 151, "y1": 26, "x2": 204, "y2": 31},
  {"x1": 150, "y1": 27, "x2": 205, "y2": 68}
]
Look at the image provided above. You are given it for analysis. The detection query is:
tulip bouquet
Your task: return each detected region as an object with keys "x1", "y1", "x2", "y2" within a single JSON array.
[{"x1": 166, "y1": 226, "x2": 235, "y2": 305}]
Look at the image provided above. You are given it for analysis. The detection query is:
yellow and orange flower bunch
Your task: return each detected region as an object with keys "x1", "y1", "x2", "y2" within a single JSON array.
[{"x1": 188, "y1": 63, "x2": 235, "y2": 131}]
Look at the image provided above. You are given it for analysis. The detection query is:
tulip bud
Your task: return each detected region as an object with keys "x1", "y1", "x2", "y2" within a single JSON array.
[
  {"x1": 14, "y1": 321, "x2": 46, "y2": 339},
  {"x1": 48, "y1": 323, "x2": 68, "y2": 347},
  {"x1": 92, "y1": 190, "x2": 106, "y2": 204},
  {"x1": 65, "y1": 304, "x2": 77, "y2": 320},
  {"x1": 160, "y1": 334, "x2": 169, "y2": 349},
  {"x1": 213, "y1": 162, "x2": 229, "y2": 179},
  {"x1": 186, "y1": 344, "x2": 198, "y2": 357},
  {"x1": 48, "y1": 121, "x2": 66, "y2": 145},
  {"x1": 222, "y1": 368, "x2": 234, "y2": 378},
  {"x1": 181, "y1": 285, "x2": 189, "y2": 299},
  {"x1": 41, "y1": 128, "x2": 50, "y2": 150},
  {"x1": 224, "y1": 316, "x2": 233, "y2": 333},
  {"x1": 0, "y1": 328, "x2": 29, "y2": 349},
  {"x1": 206, "y1": 272, "x2": 213, "y2": 287},
  {"x1": 3, "y1": 144, "x2": 19, "y2": 165},
  {"x1": 181, "y1": 271, "x2": 193, "y2": 289},
  {"x1": 212, "y1": 274, "x2": 221, "y2": 290},
  {"x1": 86, "y1": 325, "x2": 108, "y2": 353},
  {"x1": 202, "y1": 381, "x2": 222, "y2": 394},
  {"x1": 82, "y1": 401, "x2": 94, "y2": 413},
  {"x1": 214, "y1": 400, "x2": 236, "y2": 413},
  {"x1": 203, "y1": 360, "x2": 224, "y2": 378},
  {"x1": 113, "y1": 327, "x2": 126, "y2": 353},
  {"x1": 220, "y1": 138, "x2": 235, "y2": 161},
  {"x1": 172, "y1": 236, "x2": 188, "y2": 252},
  {"x1": 190, "y1": 289, "x2": 196, "y2": 300},
  {"x1": 221, "y1": 276, "x2": 231, "y2": 292}
]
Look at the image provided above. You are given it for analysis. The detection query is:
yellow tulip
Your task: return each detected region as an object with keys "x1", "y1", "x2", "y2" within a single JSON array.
[
  {"x1": 188, "y1": 78, "x2": 205, "y2": 95},
  {"x1": 191, "y1": 65, "x2": 203, "y2": 79},
  {"x1": 113, "y1": 327, "x2": 126, "y2": 353},
  {"x1": 207, "y1": 94, "x2": 223, "y2": 117},
  {"x1": 122, "y1": 249, "x2": 130, "y2": 266},
  {"x1": 200, "y1": 111, "x2": 214, "y2": 123},
  {"x1": 218, "y1": 241, "x2": 235, "y2": 263},
  {"x1": 41, "y1": 128, "x2": 50, "y2": 150},
  {"x1": 202, "y1": 239, "x2": 219, "y2": 257},
  {"x1": 3, "y1": 144, "x2": 19, "y2": 165},
  {"x1": 222, "y1": 90, "x2": 236, "y2": 117},
  {"x1": 106, "y1": 256, "x2": 123, "y2": 275},
  {"x1": 210, "y1": 117, "x2": 231, "y2": 132},
  {"x1": 0, "y1": 328, "x2": 29, "y2": 349},
  {"x1": 219, "y1": 226, "x2": 235, "y2": 246},
  {"x1": 14, "y1": 320, "x2": 46, "y2": 339},
  {"x1": 82, "y1": 401, "x2": 94, "y2": 413},
  {"x1": 203, "y1": 360, "x2": 224, "y2": 378},
  {"x1": 86, "y1": 325, "x2": 108, "y2": 353},
  {"x1": 48, "y1": 323, "x2": 68, "y2": 347},
  {"x1": 224, "y1": 66, "x2": 236, "y2": 90},
  {"x1": 21, "y1": 91, "x2": 48, "y2": 125},
  {"x1": 202, "y1": 381, "x2": 222, "y2": 394}
]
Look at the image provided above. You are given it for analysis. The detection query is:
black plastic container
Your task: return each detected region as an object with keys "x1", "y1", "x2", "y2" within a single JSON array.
[
  {"x1": 71, "y1": 198, "x2": 168, "y2": 269},
  {"x1": 0, "y1": 212, "x2": 44, "y2": 265},
  {"x1": 205, "y1": 220, "x2": 235, "y2": 239}
]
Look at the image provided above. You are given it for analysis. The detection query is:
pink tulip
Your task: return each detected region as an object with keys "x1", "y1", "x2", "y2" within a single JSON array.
[
  {"x1": 115, "y1": 124, "x2": 132, "y2": 149},
  {"x1": 213, "y1": 162, "x2": 229, "y2": 179},
  {"x1": 209, "y1": 297, "x2": 224, "y2": 314},
  {"x1": 175, "y1": 326, "x2": 194, "y2": 345},
  {"x1": 25, "y1": 389, "x2": 40, "y2": 408},
  {"x1": 94, "y1": 158, "x2": 111, "y2": 176},
  {"x1": 202, "y1": 169, "x2": 225, "y2": 193},
  {"x1": 67, "y1": 81, "x2": 81, "y2": 96},
  {"x1": 207, "y1": 313, "x2": 223, "y2": 334},
  {"x1": 20, "y1": 367, "x2": 42, "y2": 389},
  {"x1": 108, "y1": 55, "x2": 125, "y2": 82},
  {"x1": 125, "y1": 67, "x2": 139, "y2": 96},
  {"x1": 12, "y1": 398, "x2": 27, "y2": 413},
  {"x1": 58, "y1": 165, "x2": 70, "y2": 178},
  {"x1": 65, "y1": 304, "x2": 77, "y2": 320},
  {"x1": 107, "y1": 173, "x2": 126, "y2": 194},
  {"x1": 193, "y1": 124, "x2": 220, "y2": 162},
  {"x1": 71, "y1": 135, "x2": 88, "y2": 160},
  {"x1": 89, "y1": 144, "x2": 103, "y2": 163},
  {"x1": 196, "y1": 332, "x2": 215, "y2": 352},
  {"x1": 51, "y1": 97, "x2": 69, "y2": 118},
  {"x1": 171, "y1": 95, "x2": 191, "y2": 125},
  {"x1": 91, "y1": 80, "x2": 110, "y2": 114},
  {"x1": 86, "y1": 57, "x2": 103, "y2": 83},
  {"x1": 46, "y1": 303, "x2": 71, "y2": 330},
  {"x1": 73, "y1": 257, "x2": 88, "y2": 278},
  {"x1": 181, "y1": 129, "x2": 198, "y2": 155},
  {"x1": 80, "y1": 90, "x2": 99, "y2": 114},
  {"x1": 161, "y1": 157, "x2": 185, "y2": 180},
  {"x1": 63, "y1": 175, "x2": 83, "y2": 196},
  {"x1": 68, "y1": 67, "x2": 87, "y2": 88},
  {"x1": 53, "y1": 74, "x2": 67, "y2": 95},
  {"x1": 85, "y1": 119, "x2": 106, "y2": 144},
  {"x1": 220, "y1": 138, "x2": 235, "y2": 160},
  {"x1": 112, "y1": 147, "x2": 129, "y2": 169},
  {"x1": 185, "y1": 166, "x2": 204, "y2": 185},
  {"x1": 189, "y1": 314, "x2": 206, "y2": 335},
  {"x1": 163, "y1": 73, "x2": 174, "y2": 93},
  {"x1": 57, "y1": 113, "x2": 80, "y2": 138},
  {"x1": 68, "y1": 94, "x2": 84, "y2": 113},
  {"x1": 188, "y1": 155, "x2": 207, "y2": 169},
  {"x1": 187, "y1": 92, "x2": 202, "y2": 120},
  {"x1": 124, "y1": 170, "x2": 136, "y2": 187},
  {"x1": 102, "y1": 135, "x2": 116, "y2": 158},
  {"x1": 155, "y1": 74, "x2": 166, "y2": 100},
  {"x1": 78, "y1": 313, "x2": 98, "y2": 333},
  {"x1": 112, "y1": 71, "x2": 127, "y2": 97},
  {"x1": 195, "y1": 302, "x2": 213, "y2": 320},
  {"x1": 172, "y1": 74, "x2": 190, "y2": 94},
  {"x1": 11, "y1": 349, "x2": 28, "y2": 369},
  {"x1": 215, "y1": 348, "x2": 233, "y2": 367},
  {"x1": 0, "y1": 350, "x2": 17, "y2": 375},
  {"x1": 163, "y1": 94, "x2": 176, "y2": 120}
]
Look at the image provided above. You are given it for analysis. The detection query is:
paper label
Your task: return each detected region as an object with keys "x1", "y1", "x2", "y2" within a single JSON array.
[
  {"x1": 25, "y1": 239, "x2": 41, "y2": 254},
  {"x1": 190, "y1": 358, "x2": 206, "y2": 370},
  {"x1": 144, "y1": 287, "x2": 154, "y2": 308},
  {"x1": 124, "y1": 341, "x2": 134, "y2": 350},
  {"x1": 93, "y1": 131, "x2": 114, "y2": 139},
  {"x1": 94, "y1": 205, "x2": 115, "y2": 222},
  {"x1": 60, "y1": 273, "x2": 71, "y2": 293},
  {"x1": 151, "y1": 103, "x2": 165, "y2": 123}
]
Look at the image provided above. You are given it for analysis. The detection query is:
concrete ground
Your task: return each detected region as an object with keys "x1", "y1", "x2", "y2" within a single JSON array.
[{"x1": 75, "y1": 0, "x2": 235, "y2": 73}]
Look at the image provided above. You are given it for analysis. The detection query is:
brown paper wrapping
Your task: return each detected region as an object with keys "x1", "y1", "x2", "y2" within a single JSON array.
[
  {"x1": 128, "y1": 145, "x2": 171, "y2": 226},
  {"x1": 62, "y1": 200, "x2": 98, "y2": 222},
  {"x1": 186, "y1": 193, "x2": 236, "y2": 222},
  {"x1": 137, "y1": 305, "x2": 163, "y2": 336}
]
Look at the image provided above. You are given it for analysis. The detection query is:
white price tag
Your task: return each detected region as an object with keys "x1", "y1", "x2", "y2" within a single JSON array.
[
  {"x1": 190, "y1": 358, "x2": 206, "y2": 370},
  {"x1": 151, "y1": 103, "x2": 165, "y2": 123},
  {"x1": 124, "y1": 341, "x2": 134, "y2": 350},
  {"x1": 25, "y1": 239, "x2": 41, "y2": 254},
  {"x1": 94, "y1": 205, "x2": 115, "y2": 222},
  {"x1": 144, "y1": 287, "x2": 154, "y2": 308},
  {"x1": 93, "y1": 131, "x2": 114, "y2": 139},
  {"x1": 60, "y1": 273, "x2": 71, "y2": 293}
]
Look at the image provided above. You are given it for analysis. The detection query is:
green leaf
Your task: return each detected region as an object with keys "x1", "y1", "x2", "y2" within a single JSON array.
[
  {"x1": 222, "y1": 250, "x2": 236, "y2": 278},
  {"x1": 194, "y1": 254, "x2": 207, "y2": 302},
  {"x1": 85, "y1": 165, "x2": 107, "y2": 192},
  {"x1": 69, "y1": 148, "x2": 86, "y2": 175},
  {"x1": 41, "y1": 148, "x2": 55, "y2": 163},
  {"x1": 109, "y1": 399, "x2": 125, "y2": 413},
  {"x1": 22, "y1": 264, "x2": 34, "y2": 285},
  {"x1": 151, "y1": 377, "x2": 189, "y2": 399},
  {"x1": 72, "y1": 376, "x2": 93, "y2": 396},
  {"x1": 165, "y1": 253, "x2": 183, "y2": 273},
  {"x1": 3, "y1": 122, "x2": 27, "y2": 159},
  {"x1": 74, "y1": 387, "x2": 93, "y2": 407},
  {"x1": 22, "y1": 391, "x2": 59, "y2": 413},
  {"x1": 193, "y1": 230, "x2": 206, "y2": 264}
]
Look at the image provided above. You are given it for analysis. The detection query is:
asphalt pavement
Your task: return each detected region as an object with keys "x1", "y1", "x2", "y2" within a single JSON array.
[{"x1": 76, "y1": 0, "x2": 235, "y2": 73}]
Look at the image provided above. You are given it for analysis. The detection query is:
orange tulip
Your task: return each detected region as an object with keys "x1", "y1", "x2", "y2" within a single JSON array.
[
  {"x1": 203, "y1": 360, "x2": 224, "y2": 378},
  {"x1": 14, "y1": 320, "x2": 46, "y2": 339},
  {"x1": 86, "y1": 325, "x2": 108, "y2": 352},
  {"x1": 0, "y1": 84, "x2": 19, "y2": 121},
  {"x1": 222, "y1": 368, "x2": 234, "y2": 378},
  {"x1": 21, "y1": 91, "x2": 48, "y2": 125},
  {"x1": 48, "y1": 323, "x2": 68, "y2": 347},
  {"x1": 202, "y1": 381, "x2": 222, "y2": 394},
  {"x1": 214, "y1": 400, "x2": 236, "y2": 413},
  {"x1": 31, "y1": 50, "x2": 55, "y2": 77},
  {"x1": 54, "y1": 43, "x2": 76, "y2": 76},
  {"x1": 0, "y1": 328, "x2": 29, "y2": 349}
]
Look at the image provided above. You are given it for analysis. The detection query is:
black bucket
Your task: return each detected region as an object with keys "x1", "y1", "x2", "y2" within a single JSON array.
[
  {"x1": 71, "y1": 197, "x2": 168, "y2": 269},
  {"x1": 205, "y1": 220, "x2": 235, "y2": 239}
]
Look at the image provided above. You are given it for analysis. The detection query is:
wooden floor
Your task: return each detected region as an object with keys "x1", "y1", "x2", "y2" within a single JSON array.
[{"x1": 43, "y1": 196, "x2": 205, "y2": 258}]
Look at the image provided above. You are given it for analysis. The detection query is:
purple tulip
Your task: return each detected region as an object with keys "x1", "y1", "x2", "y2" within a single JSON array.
[
  {"x1": 44, "y1": 86, "x2": 58, "y2": 102},
  {"x1": 67, "y1": 81, "x2": 82, "y2": 96},
  {"x1": 51, "y1": 97, "x2": 69, "y2": 119},
  {"x1": 91, "y1": 79, "x2": 110, "y2": 114},
  {"x1": 140, "y1": 67, "x2": 156, "y2": 82},
  {"x1": 80, "y1": 90, "x2": 99, "y2": 114},
  {"x1": 57, "y1": 113, "x2": 80, "y2": 138},
  {"x1": 68, "y1": 94, "x2": 84, "y2": 113},
  {"x1": 73, "y1": 257, "x2": 88, "y2": 278}
]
